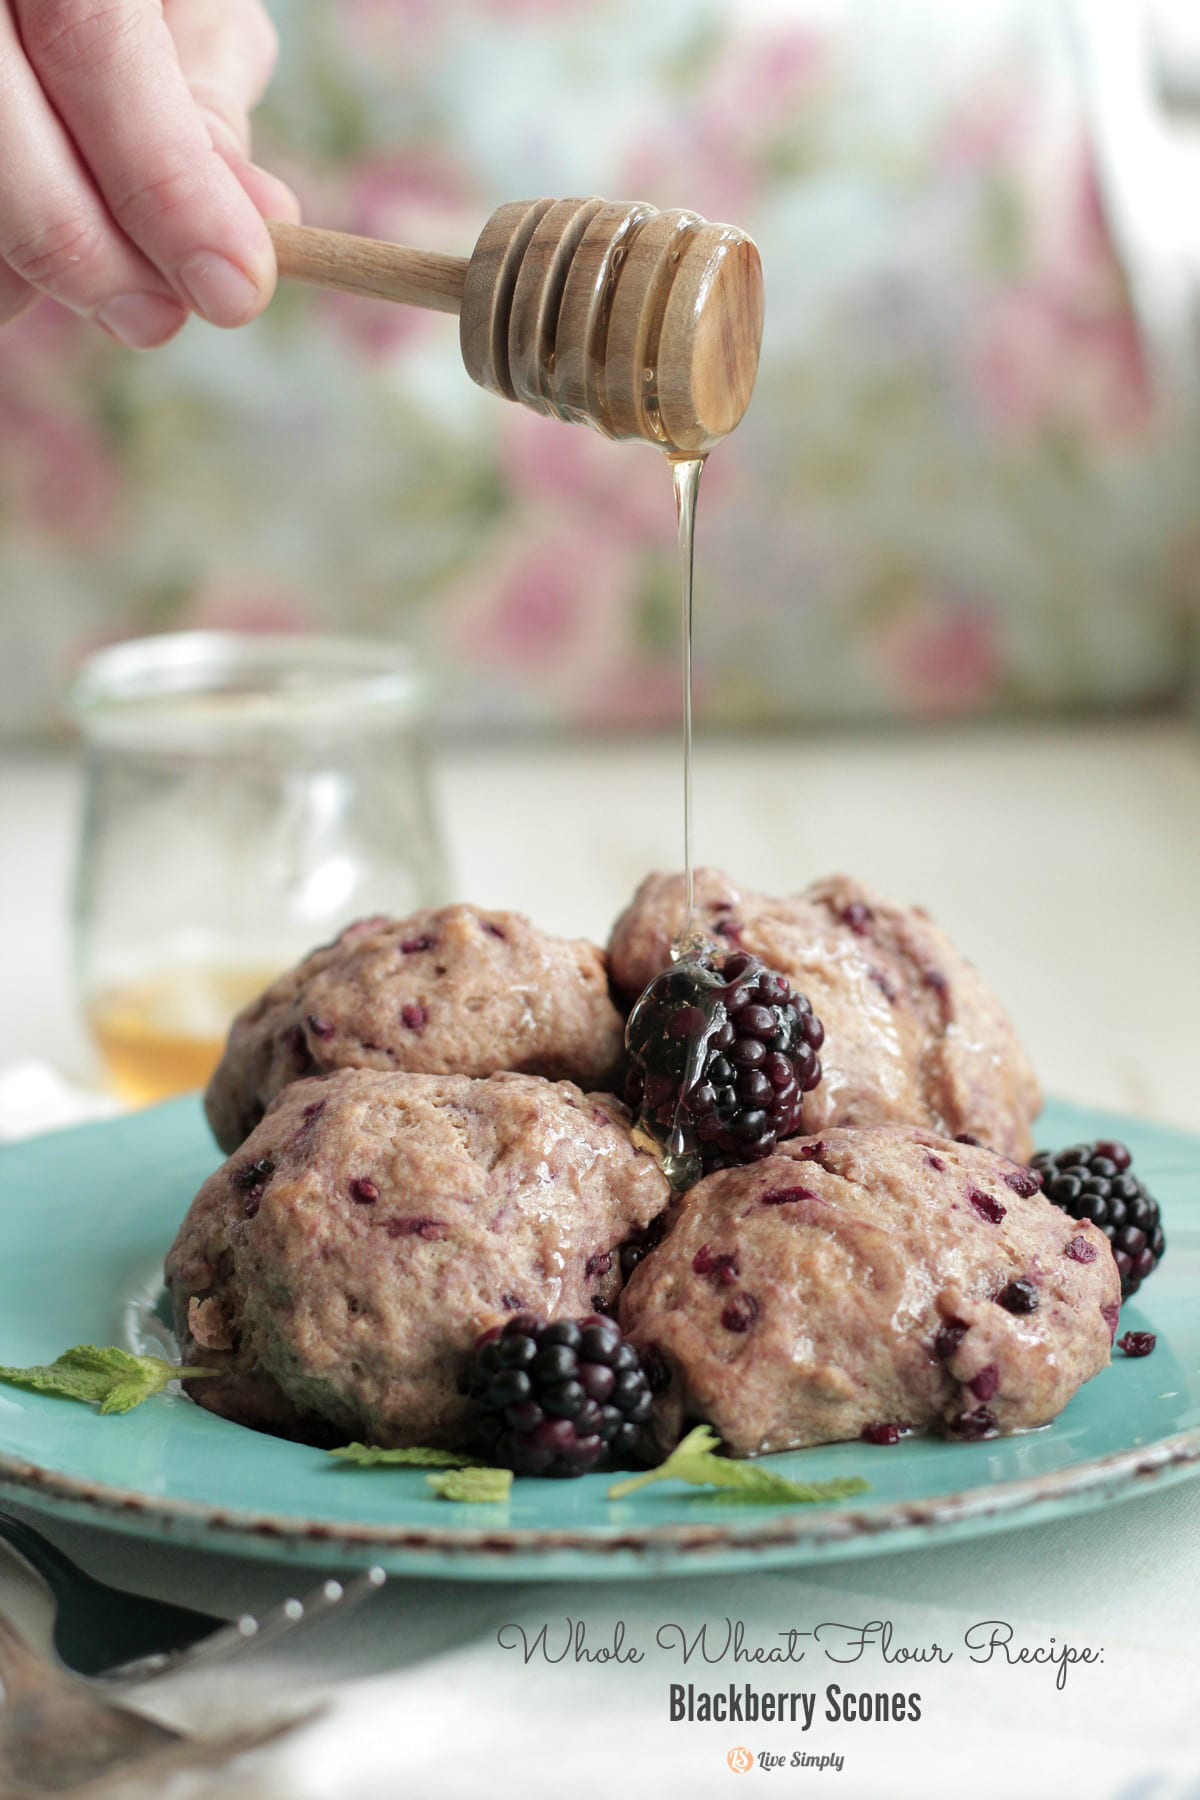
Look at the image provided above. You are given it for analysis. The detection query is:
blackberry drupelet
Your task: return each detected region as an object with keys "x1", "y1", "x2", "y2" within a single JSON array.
[
  {"x1": 625, "y1": 950, "x2": 823, "y2": 1185},
  {"x1": 464, "y1": 1314, "x2": 653, "y2": 1478},
  {"x1": 1031, "y1": 1139, "x2": 1165, "y2": 1299}
]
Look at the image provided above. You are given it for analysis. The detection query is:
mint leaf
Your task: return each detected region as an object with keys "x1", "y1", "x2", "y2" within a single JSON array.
[
  {"x1": 607, "y1": 1425, "x2": 868, "y2": 1506},
  {"x1": 426, "y1": 1467, "x2": 513, "y2": 1504},
  {"x1": 0, "y1": 1346, "x2": 218, "y2": 1414},
  {"x1": 705, "y1": 1479, "x2": 870, "y2": 1507},
  {"x1": 101, "y1": 1380, "x2": 164, "y2": 1416},
  {"x1": 329, "y1": 1443, "x2": 491, "y2": 1470}
]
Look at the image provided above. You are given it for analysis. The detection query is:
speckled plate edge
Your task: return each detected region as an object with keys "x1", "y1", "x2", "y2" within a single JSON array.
[{"x1": 0, "y1": 1420, "x2": 1196, "y2": 1581}]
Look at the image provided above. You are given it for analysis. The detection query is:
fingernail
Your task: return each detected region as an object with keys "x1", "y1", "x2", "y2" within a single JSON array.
[
  {"x1": 96, "y1": 292, "x2": 187, "y2": 349},
  {"x1": 178, "y1": 251, "x2": 262, "y2": 326}
]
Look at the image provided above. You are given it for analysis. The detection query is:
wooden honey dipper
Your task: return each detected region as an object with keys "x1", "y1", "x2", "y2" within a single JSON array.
[{"x1": 269, "y1": 197, "x2": 764, "y2": 456}]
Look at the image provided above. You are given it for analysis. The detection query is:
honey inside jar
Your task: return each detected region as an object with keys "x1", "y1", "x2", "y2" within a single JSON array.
[{"x1": 86, "y1": 964, "x2": 282, "y2": 1106}]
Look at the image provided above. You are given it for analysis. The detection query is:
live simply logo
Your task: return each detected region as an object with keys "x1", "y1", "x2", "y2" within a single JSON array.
[{"x1": 727, "y1": 1747, "x2": 846, "y2": 1775}]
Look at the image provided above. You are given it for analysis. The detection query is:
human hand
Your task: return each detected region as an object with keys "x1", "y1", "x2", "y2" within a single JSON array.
[{"x1": 0, "y1": 0, "x2": 300, "y2": 345}]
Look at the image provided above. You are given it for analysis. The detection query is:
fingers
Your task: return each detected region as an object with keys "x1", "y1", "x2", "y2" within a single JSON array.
[
  {"x1": 165, "y1": 0, "x2": 279, "y2": 155},
  {"x1": 0, "y1": 3, "x2": 187, "y2": 344},
  {"x1": 15, "y1": 0, "x2": 278, "y2": 327},
  {"x1": 224, "y1": 156, "x2": 301, "y2": 226},
  {"x1": 167, "y1": 0, "x2": 301, "y2": 225},
  {"x1": 0, "y1": 0, "x2": 291, "y2": 343}
]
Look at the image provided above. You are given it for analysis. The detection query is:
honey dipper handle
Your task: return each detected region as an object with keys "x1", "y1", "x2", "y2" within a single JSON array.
[{"x1": 268, "y1": 222, "x2": 468, "y2": 316}]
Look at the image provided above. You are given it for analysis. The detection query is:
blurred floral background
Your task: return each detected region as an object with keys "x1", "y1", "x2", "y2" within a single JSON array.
[{"x1": 2, "y1": 0, "x2": 1198, "y2": 736}]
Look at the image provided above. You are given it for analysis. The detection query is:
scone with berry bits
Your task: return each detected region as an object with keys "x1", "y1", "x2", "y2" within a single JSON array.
[
  {"x1": 205, "y1": 904, "x2": 625, "y2": 1153},
  {"x1": 169, "y1": 1069, "x2": 669, "y2": 1448},
  {"x1": 619, "y1": 1125, "x2": 1118, "y2": 1456}
]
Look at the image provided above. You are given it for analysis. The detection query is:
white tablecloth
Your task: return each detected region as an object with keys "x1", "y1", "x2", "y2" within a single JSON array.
[
  {"x1": 2, "y1": 1487, "x2": 1198, "y2": 1799},
  {"x1": 1, "y1": 726, "x2": 1198, "y2": 1798}
]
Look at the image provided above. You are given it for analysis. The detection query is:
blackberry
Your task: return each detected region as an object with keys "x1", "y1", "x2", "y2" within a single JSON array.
[
  {"x1": 463, "y1": 1314, "x2": 653, "y2": 1478},
  {"x1": 625, "y1": 950, "x2": 823, "y2": 1186},
  {"x1": 1031, "y1": 1139, "x2": 1165, "y2": 1299}
]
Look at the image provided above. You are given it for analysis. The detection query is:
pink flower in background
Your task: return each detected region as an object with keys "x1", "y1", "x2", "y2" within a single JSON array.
[
  {"x1": 937, "y1": 67, "x2": 1034, "y2": 172},
  {"x1": 581, "y1": 662, "x2": 697, "y2": 730},
  {"x1": 621, "y1": 121, "x2": 761, "y2": 230},
  {"x1": 179, "y1": 578, "x2": 314, "y2": 635},
  {"x1": 442, "y1": 520, "x2": 637, "y2": 689},
  {"x1": 967, "y1": 122, "x2": 1154, "y2": 447},
  {"x1": 971, "y1": 286, "x2": 1153, "y2": 446},
  {"x1": 343, "y1": 0, "x2": 595, "y2": 56},
  {"x1": 345, "y1": 152, "x2": 473, "y2": 246},
  {"x1": 343, "y1": 0, "x2": 443, "y2": 48},
  {"x1": 702, "y1": 25, "x2": 829, "y2": 142},
  {"x1": 1034, "y1": 139, "x2": 1129, "y2": 313},
  {"x1": 321, "y1": 290, "x2": 430, "y2": 361},
  {"x1": 624, "y1": 22, "x2": 827, "y2": 220},
  {"x1": 478, "y1": 0, "x2": 592, "y2": 14},
  {"x1": 0, "y1": 402, "x2": 121, "y2": 544},
  {"x1": 870, "y1": 597, "x2": 1003, "y2": 718},
  {"x1": 502, "y1": 410, "x2": 679, "y2": 548},
  {"x1": 325, "y1": 153, "x2": 478, "y2": 360}
]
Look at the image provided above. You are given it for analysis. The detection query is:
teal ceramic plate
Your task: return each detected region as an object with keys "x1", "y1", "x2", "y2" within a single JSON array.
[{"x1": 0, "y1": 1096, "x2": 1195, "y2": 1580}]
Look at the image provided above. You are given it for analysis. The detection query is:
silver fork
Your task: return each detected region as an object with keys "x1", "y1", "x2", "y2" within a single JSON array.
[
  {"x1": 0, "y1": 1612, "x2": 309, "y2": 1796},
  {"x1": 108, "y1": 1567, "x2": 387, "y2": 1688},
  {"x1": 0, "y1": 1510, "x2": 385, "y2": 1687}
]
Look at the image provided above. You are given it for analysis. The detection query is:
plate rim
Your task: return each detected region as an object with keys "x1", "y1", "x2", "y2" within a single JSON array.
[{"x1": 0, "y1": 1426, "x2": 1196, "y2": 1568}]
